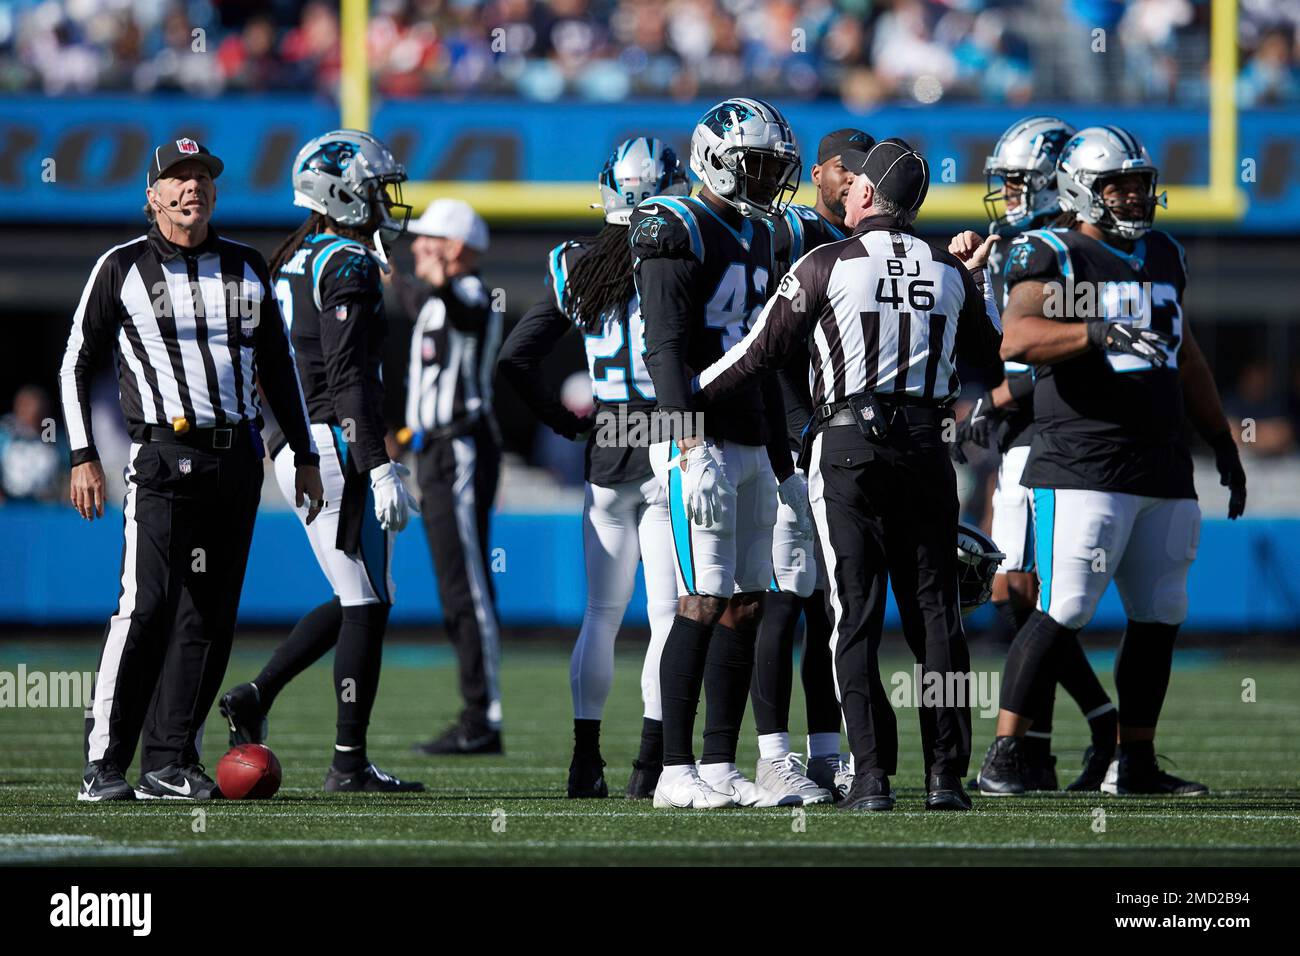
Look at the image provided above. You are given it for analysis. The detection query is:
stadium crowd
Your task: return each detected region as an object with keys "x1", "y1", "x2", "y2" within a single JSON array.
[{"x1": 2, "y1": 0, "x2": 1297, "y2": 105}]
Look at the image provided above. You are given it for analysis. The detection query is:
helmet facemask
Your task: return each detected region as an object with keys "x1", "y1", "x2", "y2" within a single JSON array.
[
  {"x1": 983, "y1": 167, "x2": 1052, "y2": 236},
  {"x1": 726, "y1": 146, "x2": 801, "y2": 219},
  {"x1": 1090, "y1": 169, "x2": 1165, "y2": 241}
]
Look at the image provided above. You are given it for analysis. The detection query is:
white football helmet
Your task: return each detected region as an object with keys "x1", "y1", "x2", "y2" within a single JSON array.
[
  {"x1": 689, "y1": 97, "x2": 801, "y2": 220},
  {"x1": 597, "y1": 137, "x2": 689, "y2": 226},
  {"x1": 983, "y1": 116, "x2": 1076, "y2": 236},
  {"x1": 291, "y1": 130, "x2": 410, "y2": 242},
  {"x1": 1056, "y1": 126, "x2": 1167, "y2": 241}
]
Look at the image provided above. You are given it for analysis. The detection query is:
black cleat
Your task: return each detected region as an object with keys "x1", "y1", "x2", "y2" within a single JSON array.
[
  {"x1": 926, "y1": 772, "x2": 973, "y2": 811},
  {"x1": 626, "y1": 760, "x2": 662, "y2": 799},
  {"x1": 78, "y1": 761, "x2": 136, "y2": 802},
  {"x1": 567, "y1": 751, "x2": 608, "y2": 798},
  {"x1": 1101, "y1": 752, "x2": 1208, "y2": 796},
  {"x1": 1023, "y1": 753, "x2": 1059, "y2": 791},
  {"x1": 136, "y1": 763, "x2": 221, "y2": 800},
  {"x1": 219, "y1": 682, "x2": 268, "y2": 746},
  {"x1": 324, "y1": 763, "x2": 425, "y2": 793},
  {"x1": 977, "y1": 736, "x2": 1026, "y2": 796},
  {"x1": 1066, "y1": 744, "x2": 1114, "y2": 792},
  {"x1": 837, "y1": 773, "x2": 894, "y2": 811},
  {"x1": 414, "y1": 722, "x2": 503, "y2": 756}
]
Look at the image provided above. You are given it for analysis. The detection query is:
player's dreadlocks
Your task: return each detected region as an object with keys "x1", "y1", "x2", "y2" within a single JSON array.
[
  {"x1": 269, "y1": 212, "x2": 375, "y2": 276},
  {"x1": 563, "y1": 223, "x2": 635, "y2": 333}
]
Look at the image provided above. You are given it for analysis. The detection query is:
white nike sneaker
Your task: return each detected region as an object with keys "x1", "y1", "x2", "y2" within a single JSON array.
[
  {"x1": 698, "y1": 762, "x2": 788, "y2": 807},
  {"x1": 653, "y1": 765, "x2": 736, "y2": 809},
  {"x1": 806, "y1": 753, "x2": 854, "y2": 802},
  {"x1": 756, "y1": 752, "x2": 834, "y2": 805}
]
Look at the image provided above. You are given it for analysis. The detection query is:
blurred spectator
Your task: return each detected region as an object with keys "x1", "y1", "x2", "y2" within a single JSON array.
[
  {"x1": 1223, "y1": 358, "x2": 1297, "y2": 457},
  {"x1": 0, "y1": 0, "x2": 1268, "y2": 105},
  {"x1": 0, "y1": 386, "x2": 67, "y2": 503}
]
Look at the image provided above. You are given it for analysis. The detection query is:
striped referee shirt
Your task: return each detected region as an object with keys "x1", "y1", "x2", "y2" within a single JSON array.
[
  {"x1": 697, "y1": 214, "x2": 1002, "y2": 409},
  {"x1": 399, "y1": 272, "x2": 502, "y2": 440},
  {"x1": 59, "y1": 223, "x2": 318, "y2": 467}
]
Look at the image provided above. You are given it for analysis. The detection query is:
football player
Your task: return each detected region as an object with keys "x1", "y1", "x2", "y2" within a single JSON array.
[
  {"x1": 497, "y1": 137, "x2": 687, "y2": 798},
  {"x1": 219, "y1": 131, "x2": 424, "y2": 792},
  {"x1": 974, "y1": 126, "x2": 1247, "y2": 796},
  {"x1": 749, "y1": 128, "x2": 875, "y2": 803},
  {"x1": 633, "y1": 97, "x2": 809, "y2": 809},
  {"x1": 955, "y1": 116, "x2": 1120, "y2": 792}
]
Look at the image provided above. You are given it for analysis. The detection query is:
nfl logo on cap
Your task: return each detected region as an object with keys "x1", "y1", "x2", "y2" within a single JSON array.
[
  {"x1": 179, "y1": 458, "x2": 192, "y2": 475},
  {"x1": 177, "y1": 138, "x2": 199, "y2": 155}
]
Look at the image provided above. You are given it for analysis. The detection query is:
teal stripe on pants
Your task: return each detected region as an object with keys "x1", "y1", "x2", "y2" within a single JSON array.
[{"x1": 1033, "y1": 487, "x2": 1055, "y2": 613}]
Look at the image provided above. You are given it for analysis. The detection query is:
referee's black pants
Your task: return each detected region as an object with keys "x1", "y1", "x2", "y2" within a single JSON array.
[
  {"x1": 810, "y1": 421, "x2": 972, "y2": 780},
  {"x1": 417, "y1": 422, "x2": 502, "y2": 730},
  {"x1": 85, "y1": 430, "x2": 262, "y2": 774}
]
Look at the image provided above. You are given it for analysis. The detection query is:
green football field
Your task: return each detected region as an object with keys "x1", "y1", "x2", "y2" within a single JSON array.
[{"x1": 2, "y1": 636, "x2": 1298, "y2": 866}]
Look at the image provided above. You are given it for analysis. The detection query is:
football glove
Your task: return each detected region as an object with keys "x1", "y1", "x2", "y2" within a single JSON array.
[
  {"x1": 951, "y1": 395, "x2": 1003, "y2": 465},
  {"x1": 777, "y1": 472, "x2": 814, "y2": 539},
  {"x1": 678, "y1": 443, "x2": 734, "y2": 528},
  {"x1": 370, "y1": 461, "x2": 420, "y2": 532},
  {"x1": 1211, "y1": 432, "x2": 1247, "y2": 520},
  {"x1": 1086, "y1": 321, "x2": 1176, "y2": 367}
]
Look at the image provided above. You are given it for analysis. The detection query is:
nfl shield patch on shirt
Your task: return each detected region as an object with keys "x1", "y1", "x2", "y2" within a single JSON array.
[
  {"x1": 335, "y1": 305, "x2": 349, "y2": 321},
  {"x1": 178, "y1": 458, "x2": 192, "y2": 475}
]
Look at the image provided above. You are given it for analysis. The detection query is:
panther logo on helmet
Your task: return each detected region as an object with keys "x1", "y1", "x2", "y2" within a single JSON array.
[
  {"x1": 299, "y1": 140, "x2": 358, "y2": 177},
  {"x1": 703, "y1": 102, "x2": 755, "y2": 137}
]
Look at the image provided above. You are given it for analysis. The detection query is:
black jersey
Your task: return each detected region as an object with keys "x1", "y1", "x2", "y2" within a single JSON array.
[
  {"x1": 273, "y1": 233, "x2": 389, "y2": 474},
  {"x1": 632, "y1": 194, "x2": 775, "y2": 446},
  {"x1": 770, "y1": 204, "x2": 847, "y2": 451},
  {"x1": 1004, "y1": 226, "x2": 1194, "y2": 498}
]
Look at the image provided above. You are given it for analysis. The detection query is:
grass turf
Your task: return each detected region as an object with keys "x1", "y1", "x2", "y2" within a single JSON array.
[{"x1": 1, "y1": 637, "x2": 1298, "y2": 866}]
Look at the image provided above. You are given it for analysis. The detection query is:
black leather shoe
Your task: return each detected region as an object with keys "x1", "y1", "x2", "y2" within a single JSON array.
[
  {"x1": 977, "y1": 736, "x2": 1026, "y2": 796},
  {"x1": 625, "y1": 760, "x2": 662, "y2": 799},
  {"x1": 324, "y1": 763, "x2": 424, "y2": 792},
  {"x1": 136, "y1": 763, "x2": 221, "y2": 800},
  {"x1": 926, "y1": 772, "x2": 973, "y2": 810},
  {"x1": 414, "y1": 722, "x2": 503, "y2": 755},
  {"x1": 837, "y1": 773, "x2": 894, "y2": 811},
  {"x1": 78, "y1": 761, "x2": 136, "y2": 802},
  {"x1": 219, "y1": 681, "x2": 268, "y2": 746},
  {"x1": 1022, "y1": 752, "x2": 1059, "y2": 791},
  {"x1": 567, "y1": 751, "x2": 608, "y2": 798},
  {"x1": 1066, "y1": 744, "x2": 1114, "y2": 792}
]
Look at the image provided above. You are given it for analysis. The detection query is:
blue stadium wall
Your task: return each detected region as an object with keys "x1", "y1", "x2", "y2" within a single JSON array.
[
  {"x1": 2, "y1": 504, "x2": 1298, "y2": 632},
  {"x1": 1, "y1": 97, "x2": 1299, "y2": 231}
]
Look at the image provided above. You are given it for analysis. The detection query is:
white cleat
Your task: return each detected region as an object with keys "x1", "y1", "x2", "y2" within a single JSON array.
[
  {"x1": 806, "y1": 753, "x2": 854, "y2": 802},
  {"x1": 653, "y1": 764, "x2": 736, "y2": 809},
  {"x1": 756, "y1": 753, "x2": 834, "y2": 805},
  {"x1": 698, "y1": 762, "x2": 789, "y2": 807}
]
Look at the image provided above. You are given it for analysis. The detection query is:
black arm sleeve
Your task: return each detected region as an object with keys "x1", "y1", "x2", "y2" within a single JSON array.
[
  {"x1": 760, "y1": 373, "x2": 794, "y2": 481},
  {"x1": 638, "y1": 255, "x2": 700, "y2": 419},
  {"x1": 777, "y1": 342, "x2": 814, "y2": 449},
  {"x1": 59, "y1": 250, "x2": 123, "y2": 467},
  {"x1": 498, "y1": 299, "x2": 589, "y2": 439},
  {"x1": 249, "y1": 256, "x2": 318, "y2": 467},
  {"x1": 1006, "y1": 366, "x2": 1036, "y2": 402},
  {"x1": 318, "y1": 254, "x2": 388, "y2": 473}
]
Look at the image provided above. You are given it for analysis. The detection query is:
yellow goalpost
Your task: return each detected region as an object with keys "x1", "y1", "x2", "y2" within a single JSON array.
[{"x1": 339, "y1": 0, "x2": 1246, "y2": 224}]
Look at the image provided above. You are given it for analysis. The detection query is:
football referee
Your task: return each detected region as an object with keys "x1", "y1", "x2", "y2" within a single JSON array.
[
  {"x1": 694, "y1": 139, "x2": 1003, "y2": 811},
  {"x1": 61, "y1": 138, "x2": 323, "y2": 801}
]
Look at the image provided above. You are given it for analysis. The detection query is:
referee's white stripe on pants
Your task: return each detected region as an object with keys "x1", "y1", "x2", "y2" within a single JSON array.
[
  {"x1": 451, "y1": 436, "x2": 502, "y2": 727},
  {"x1": 87, "y1": 443, "x2": 141, "y2": 762},
  {"x1": 806, "y1": 431, "x2": 844, "y2": 704}
]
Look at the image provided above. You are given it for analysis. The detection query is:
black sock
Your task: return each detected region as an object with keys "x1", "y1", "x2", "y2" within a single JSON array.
[
  {"x1": 1089, "y1": 708, "x2": 1118, "y2": 754},
  {"x1": 701, "y1": 624, "x2": 757, "y2": 765},
  {"x1": 750, "y1": 591, "x2": 799, "y2": 736},
  {"x1": 1022, "y1": 734, "x2": 1052, "y2": 762},
  {"x1": 658, "y1": 615, "x2": 714, "y2": 766},
  {"x1": 1052, "y1": 627, "x2": 1115, "y2": 739},
  {"x1": 1119, "y1": 738, "x2": 1156, "y2": 764},
  {"x1": 1115, "y1": 619, "x2": 1179, "y2": 728},
  {"x1": 1001, "y1": 610, "x2": 1079, "y2": 718},
  {"x1": 800, "y1": 591, "x2": 842, "y2": 734},
  {"x1": 993, "y1": 597, "x2": 1034, "y2": 639},
  {"x1": 636, "y1": 718, "x2": 663, "y2": 766},
  {"x1": 574, "y1": 718, "x2": 601, "y2": 757},
  {"x1": 255, "y1": 598, "x2": 342, "y2": 709},
  {"x1": 333, "y1": 602, "x2": 390, "y2": 771}
]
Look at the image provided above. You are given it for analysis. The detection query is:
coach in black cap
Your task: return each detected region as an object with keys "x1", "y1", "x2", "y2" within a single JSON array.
[
  {"x1": 693, "y1": 137, "x2": 1004, "y2": 810},
  {"x1": 62, "y1": 137, "x2": 322, "y2": 802}
]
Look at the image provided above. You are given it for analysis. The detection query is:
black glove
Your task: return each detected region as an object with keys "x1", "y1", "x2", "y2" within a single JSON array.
[
  {"x1": 951, "y1": 395, "x2": 1002, "y2": 464},
  {"x1": 1087, "y1": 321, "x2": 1176, "y2": 367},
  {"x1": 1210, "y1": 431, "x2": 1247, "y2": 520}
]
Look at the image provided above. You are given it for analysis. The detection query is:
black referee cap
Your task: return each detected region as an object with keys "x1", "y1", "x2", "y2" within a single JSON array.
[
  {"x1": 817, "y1": 128, "x2": 874, "y2": 165},
  {"x1": 840, "y1": 138, "x2": 930, "y2": 213},
  {"x1": 147, "y1": 138, "x2": 224, "y2": 187}
]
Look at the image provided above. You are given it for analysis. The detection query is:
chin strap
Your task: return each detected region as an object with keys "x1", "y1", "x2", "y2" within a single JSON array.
[{"x1": 370, "y1": 229, "x2": 392, "y2": 274}]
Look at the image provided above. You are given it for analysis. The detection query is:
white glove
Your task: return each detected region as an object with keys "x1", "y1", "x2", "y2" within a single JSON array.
[
  {"x1": 777, "y1": 472, "x2": 814, "y2": 539},
  {"x1": 369, "y1": 461, "x2": 419, "y2": 532},
  {"x1": 678, "y1": 443, "x2": 734, "y2": 527}
]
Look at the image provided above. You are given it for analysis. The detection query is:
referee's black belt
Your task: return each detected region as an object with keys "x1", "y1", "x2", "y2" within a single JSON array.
[
  {"x1": 144, "y1": 422, "x2": 246, "y2": 450},
  {"x1": 817, "y1": 394, "x2": 952, "y2": 428}
]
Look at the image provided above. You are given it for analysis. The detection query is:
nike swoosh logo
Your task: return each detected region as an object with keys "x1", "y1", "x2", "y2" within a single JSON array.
[
  {"x1": 156, "y1": 778, "x2": 192, "y2": 796},
  {"x1": 639, "y1": 205, "x2": 659, "y2": 215}
]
